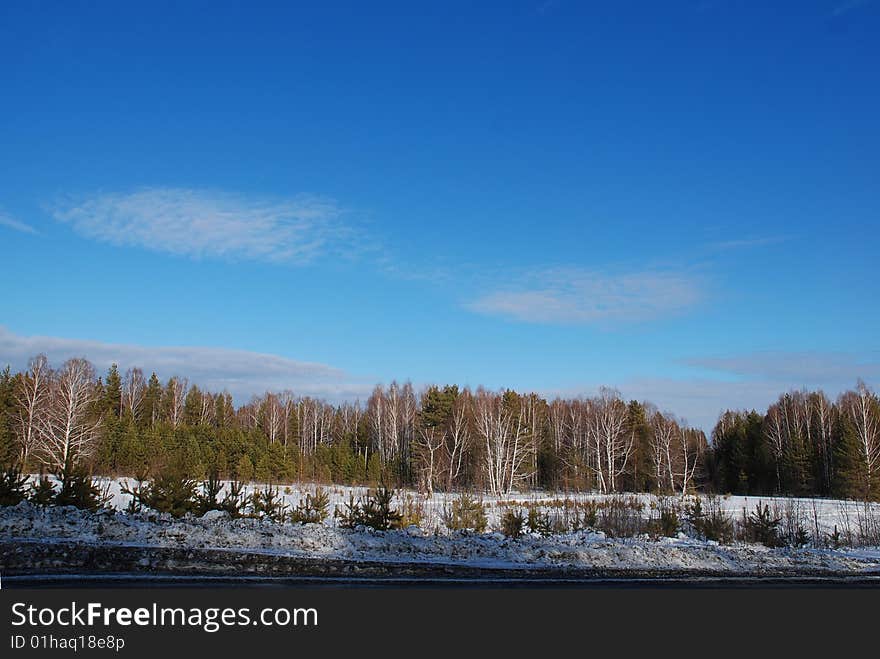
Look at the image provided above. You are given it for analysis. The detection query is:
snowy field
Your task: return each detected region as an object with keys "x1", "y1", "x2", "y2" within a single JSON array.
[
  {"x1": 3, "y1": 478, "x2": 880, "y2": 577},
  {"x1": 85, "y1": 476, "x2": 880, "y2": 542}
]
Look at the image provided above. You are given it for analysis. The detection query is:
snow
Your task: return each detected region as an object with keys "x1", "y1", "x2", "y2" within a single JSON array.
[
  {"x1": 3, "y1": 478, "x2": 880, "y2": 575},
  {"x1": 76, "y1": 476, "x2": 880, "y2": 537}
]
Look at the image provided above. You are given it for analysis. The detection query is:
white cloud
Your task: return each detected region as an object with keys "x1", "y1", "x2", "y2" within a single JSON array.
[
  {"x1": 4, "y1": 328, "x2": 873, "y2": 433},
  {"x1": 466, "y1": 268, "x2": 702, "y2": 325},
  {"x1": 0, "y1": 326, "x2": 373, "y2": 402},
  {"x1": 51, "y1": 187, "x2": 361, "y2": 264},
  {"x1": 685, "y1": 350, "x2": 880, "y2": 383},
  {"x1": 0, "y1": 212, "x2": 38, "y2": 235}
]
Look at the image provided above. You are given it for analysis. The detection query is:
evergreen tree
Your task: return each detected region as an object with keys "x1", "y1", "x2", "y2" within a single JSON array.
[
  {"x1": 235, "y1": 454, "x2": 254, "y2": 482},
  {"x1": 743, "y1": 410, "x2": 772, "y2": 494},
  {"x1": 104, "y1": 363, "x2": 122, "y2": 419},
  {"x1": 184, "y1": 384, "x2": 204, "y2": 426},
  {"x1": 0, "y1": 350, "x2": 875, "y2": 500},
  {"x1": 143, "y1": 372, "x2": 162, "y2": 428},
  {"x1": 0, "y1": 366, "x2": 16, "y2": 466},
  {"x1": 625, "y1": 400, "x2": 652, "y2": 492},
  {"x1": 710, "y1": 410, "x2": 770, "y2": 494},
  {"x1": 419, "y1": 385, "x2": 457, "y2": 428},
  {"x1": 833, "y1": 413, "x2": 863, "y2": 499}
]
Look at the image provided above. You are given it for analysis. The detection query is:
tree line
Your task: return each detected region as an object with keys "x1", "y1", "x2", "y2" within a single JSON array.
[{"x1": 0, "y1": 354, "x2": 878, "y2": 500}]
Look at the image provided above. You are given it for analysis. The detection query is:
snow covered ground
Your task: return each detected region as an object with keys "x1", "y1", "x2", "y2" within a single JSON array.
[
  {"x1": 87, "y1": 478, "x2": 880, "y2": 544},
  {"x1": 3, "y1": 478, "x2": 880, "y2": 577},
  {"x1": 2, "y1": 499, "x2": 879, "y2": 575}
]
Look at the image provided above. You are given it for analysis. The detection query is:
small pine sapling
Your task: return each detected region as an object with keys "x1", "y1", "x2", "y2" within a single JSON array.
[
  {"x1": 580, "y1": 500, "x2": 599, "y2": 529},
  {"x1": 684, "y1": 496, "x2": 734, "y2": 544},
  {"x1": 0, "y1": 464, "x2": 29, "y2": 506},
  {"x1": 30, "y1": 475, "x2": 56, "y2": 506},
  {"x1": 335, "y1": 492, "x2": 362, "y2": 529},
  {"x1": 360, "y1": 486, "x2": 403, "y2": 531},
  {"x1": 651, "y1": 497, "x2": 681, "y2": 538},
  {"x1": 825, "y1": 525, "x2": 844, "y2": 550},
  {"x1": 290, "y1": 488, "x2": 330, "y2": 524},
  {"x1": 501, "y1": 508, "x2": 525, "y2": 539},
  {"x1": 196, "y1": 471, "x2": 225, "y2": 515},
  {"x1": 792, "y1": 524, "x2": 811, "y2": 548},
  {"x1": 220, "y1": 480, "x2": 247, "y2": 517},
  {"x1": 249, "y1": 485, "x2": 288, "y2": 522},
  {"x1": 526, "y1": 506, "x2": 553, "y2": 536},
  {"x1": 123, "y1": 470, "x2": 198, "y2": 518},
  {"x1": 335, "y1": 487, "x2": 403, "y2": 531},
  {"x1": 743, "y1": 503, "x2": 782, "y2": 548},
  {"x1": 442, "y1": 493, "x2": 487, "y2": 533},
  {"x1": 397, "y1": 493, "x2": 425, "y2": 528},
  {"x1": 54, "y1": 466, "x2": 110, "y2": 511}
]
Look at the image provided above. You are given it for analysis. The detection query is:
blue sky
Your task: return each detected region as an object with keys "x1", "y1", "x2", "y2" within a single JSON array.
[{"x1": 1, "y1": 1, "x2": 878, "y2": 429}]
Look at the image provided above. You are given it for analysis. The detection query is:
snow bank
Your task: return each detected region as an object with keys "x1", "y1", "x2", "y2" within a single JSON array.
[{"x1": 2, "y1": 500, "x2": 879, "y2": 575}]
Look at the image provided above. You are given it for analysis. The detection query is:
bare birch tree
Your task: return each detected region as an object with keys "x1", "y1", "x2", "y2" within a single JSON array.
[
  {"x1": 280, "y1": 390, "x2": 295, "y2": 447},
  {"x1": 121, "y1": 367, "x2": 145, "y2": 421},
  {"x1": 165, "y1": 376, "x2": 188, "y2": 429},
  {"x1": 675, "y1": 427, "x2": 705, "y2": 494},
  {"x1": 33, "y1": 358, "x2": 101, "y2": 471},
  {"x1": 261, "y1": 392, "x2": 284, "y2": 444},
  {"x1": 474, "y1": 389, "x2": 535, "y2": 495},
  {"x1": 586, "y1": 388, "x2": 632, "y2": 494},
  {"x1": 842, "y1": 381, "x2": 880, "y2": 499},
  {"x1": 764, "y1": 403, "x2": 786, "y2": 492},
  {"x1": 367, "y1": 385, "x2": 388, "y2": 465},
  {"x1": 15, "y1": 353, "x2": 51, "y2": 464},
  {"x1": 413, "y1": 424, "x2": 444, "y2": 494},
  {"x1": 649, "y1": 411, "x2": 676, "y2": 492},
  {"x1": 445, "y1": 390, "x2": 472, "y2": 490},
  {"x1": 811, "y1": 391, "x2": 837, "y2": 494}
]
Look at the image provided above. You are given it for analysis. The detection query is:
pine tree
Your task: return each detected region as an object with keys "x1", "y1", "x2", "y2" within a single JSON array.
[
  {"x1": 184, "y1": 384, "x2": 203, "y2": 426},
  {"x1": 625, "y1": 400, "x2": 652, "y2": 492},
  {"x1": 741, "y1": 411, "x2": 771, "y2": 494},
  {"x1": 0, "y1": 366, "x2": 17, "y2": 466},
  {"x1": 104, "y1": 363, "x2": 122, "y2": 419},
  {"x1": 419, "y1": 385, "x2": 457, "y2": 428},
  {"x1": 94, "y1": 364, "x2": 125, "y2": 473},
  {"x1": 835, "y1": 414, "x2": 871, "y2": 500},
  {"x1": 235, "y1": 454, "x2": 254, "y2": 482},
  {"x1": 143, "y1": 372, "x2": 162, "y2": 428}
]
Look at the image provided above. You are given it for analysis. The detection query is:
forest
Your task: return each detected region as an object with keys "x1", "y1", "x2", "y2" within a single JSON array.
[{"x1": 1, "y1": 354, "x2": 878, "y2": 501}]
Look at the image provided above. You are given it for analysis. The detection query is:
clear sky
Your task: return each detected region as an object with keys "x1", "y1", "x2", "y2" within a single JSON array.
[{"x1": 1, "y1": 1, "x2": 878, "y2": 430}]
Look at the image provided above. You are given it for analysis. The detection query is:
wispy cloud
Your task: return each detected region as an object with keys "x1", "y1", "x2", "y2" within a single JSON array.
[
  {"x1": 706, "y1": 236, "x2": 787, "y2": 251},
  {"x1": 536, "y1": 0, "x2": 560, "y2": 15},
  {"x1": 648, "y1": 350, "x2": 880, "y2": 430},
  {"x1": 3, "y1": 327, "x2": 874, "y2": 432},
  {"x1": 831, "y1": 0, "x2": 871, "y2": 17},
  {"x1": 685, "y1": 350, "x2": 880, "y2": 383},
  {"x1": 545, "y1": 377, "x2": 787, "y2": 432},
  {"x1": 0, "y1": 212, "x2": 38, "y2": 235},
  {"x1": 466, "y1": 267, "x2": 703, "y2": 325},
  {"x1": 51, "y1": 187, "x2": 363, "y2": 264},
  {"x1": 546, "y1": 367, "x2": 877, "y2": 432},
  {"x1": 695, "y1": 1, "x2": 725, "y2": 12},
  {"x1": 0, "y1": 326, "x2": 373, "y2": 402}
]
